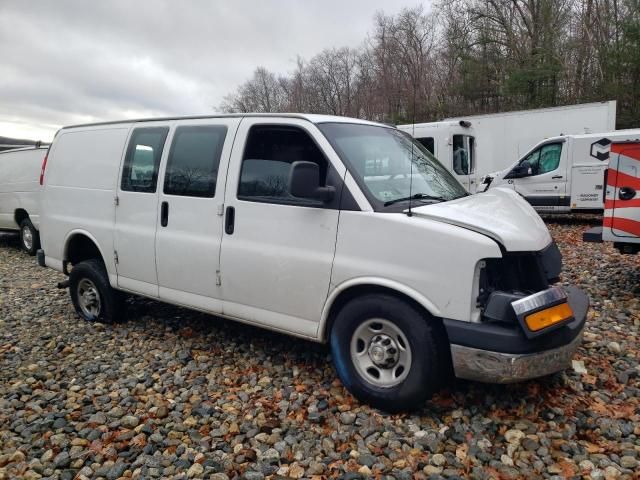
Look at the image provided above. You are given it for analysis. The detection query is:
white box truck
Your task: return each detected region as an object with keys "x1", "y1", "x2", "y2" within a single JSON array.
[
  {"x1": 484, "y1": 130, "x2": 640, "y2": 213},
  {"x1": 37, "y1": 113, "x2": 588, "y2": 411},
  {"x1": 0, "y1": 146, "x2": 47, "y2": 254},
  {"x1": 398, "y1": 101, "x2": 616, "y2": 192},
  {"x1": 584, "y1": 141, "x2": 640, "y2": 252}
]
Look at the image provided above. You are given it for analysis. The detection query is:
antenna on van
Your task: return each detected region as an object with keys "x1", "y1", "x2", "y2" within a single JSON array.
[{"x1": 407, "y1": 80, "x2": 417, "y2": 217}]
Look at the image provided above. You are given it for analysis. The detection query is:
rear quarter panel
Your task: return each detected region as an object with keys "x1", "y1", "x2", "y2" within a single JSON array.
[{"x1": 41, "y1": 126, "x2": 131, "y2": 274}]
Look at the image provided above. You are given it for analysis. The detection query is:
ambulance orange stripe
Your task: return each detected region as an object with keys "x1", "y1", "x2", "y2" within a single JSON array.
[
  {"x1": 606, "y1": 169, "x2": 640, "y2": 190},
  {"x1": 604, "y1": 199, "x2": 640, "y2": 209},
  {"x1": 611, "y1": 143, "x2": 640, "y2": 159},
  {"x1": 603, "y1": 216, "x2": 640, "y2": 236}
]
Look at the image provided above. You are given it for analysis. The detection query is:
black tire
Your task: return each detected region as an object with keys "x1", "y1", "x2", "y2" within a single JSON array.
[
  {"x1": 19, "y1": 218, "x2": 40, "y2": 255},
  {"x1": 330, "y1": 294, "x2": 447, "y2": 412},
  {"x1": 69, "y1": 259, "x2": 126, "y2": 323}
]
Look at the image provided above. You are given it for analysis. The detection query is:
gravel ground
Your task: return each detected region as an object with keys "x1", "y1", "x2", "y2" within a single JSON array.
[{"x1": 0, "y1": 217, "x2": 639, "y2": 480}]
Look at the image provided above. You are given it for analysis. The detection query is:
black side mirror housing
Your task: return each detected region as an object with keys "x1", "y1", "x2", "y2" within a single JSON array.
[
  {"x1": 505, "y1": 160, "x2": 532, "y2": 179},
  {"x1": 288, "y1": 161, "x2": 335, "y2": 202}
]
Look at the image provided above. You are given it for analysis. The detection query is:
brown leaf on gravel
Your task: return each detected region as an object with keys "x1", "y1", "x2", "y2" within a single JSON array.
[
  {"x1": 558, "y1": 461, "x2": 576, "y2": 477},
  {"x1": 582, "y1": 441, "x2": 604, "y2": 454},
  {"x1": 88, "y1": 440, "x2": 102, "y2": 454},
  {"x1": 589, "y1": 398, "x2": 636, "y2": 419},
  {"x1": 131, "y1": 433, "x2": 146, "y2": 448}
]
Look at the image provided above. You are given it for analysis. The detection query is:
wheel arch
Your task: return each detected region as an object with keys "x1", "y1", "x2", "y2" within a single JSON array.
[
  {"x1": 64, "y1": 230, "x2": 109, "y2": 268},
  {"x1": 319, "y1": 277, "x2": 442, "y2": 342}
]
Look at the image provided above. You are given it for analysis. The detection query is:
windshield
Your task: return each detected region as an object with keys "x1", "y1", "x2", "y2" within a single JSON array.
[{"x1": 318, "y1": 123, "x2": 467, "y2": 209}]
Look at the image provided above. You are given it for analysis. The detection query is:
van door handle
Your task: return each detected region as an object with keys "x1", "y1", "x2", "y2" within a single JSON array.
[
  {"x1": 619, "y1": 186, "x2": 636, "y2": 201},
  {"x1": 225, "y1": 206, "x2": 235, "y2": 234},
  {"x1": 552, "y1": 175, "x2": 563, "y2": 179},
  {"x1": 160, "y1": 201, "x2": 169, "y2": 227}
]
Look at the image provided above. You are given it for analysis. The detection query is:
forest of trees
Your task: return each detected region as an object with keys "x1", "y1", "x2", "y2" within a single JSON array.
[{"x1": 220, "y1": 0, "x2": 639, "y2": 129}]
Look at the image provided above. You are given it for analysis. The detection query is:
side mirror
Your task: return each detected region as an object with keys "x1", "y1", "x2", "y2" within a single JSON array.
[
  {"x1": 505, "y1": 160, "x2": 532, "y2": 179},
  {"x1": 288, "y1": 161, "x2": 335, "y2": 203}
]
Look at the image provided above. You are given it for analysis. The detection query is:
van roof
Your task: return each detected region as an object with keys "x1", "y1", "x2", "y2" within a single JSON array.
[
  {"x1": 60, "y1": 113, "x2": 389, "y2": 130},
  {"x1": 542, "y1": 129, "x2": 640, "y2": 142},
  {"x1": 0, "y1": 145, "x2": 49, "y2": 155}
]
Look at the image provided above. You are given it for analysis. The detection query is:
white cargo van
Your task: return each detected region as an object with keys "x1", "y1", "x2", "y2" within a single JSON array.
[
  {"x1": 483, "y1": 130, "x2": 640, "y2": 213},
  {"x1": 584, "y1": 141, "x2": 640, "y2": 252},
  {"x1": 0, "y1": 146, "x2": 47, "y2": 254},
  {"x1": 398, "y1": 101, "x2": 616, "y2": 193},
  {"x1": 38, "y1": 114, "x2": 588, "y2": 410}
]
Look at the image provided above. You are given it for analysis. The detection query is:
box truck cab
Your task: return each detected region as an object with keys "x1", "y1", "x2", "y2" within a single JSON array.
[
  {"x1": 0, "y1": 146, "x2": 47, "y2": 254},
  {"x1": 38, "y1": 114, "x2": 588, "y2": 411},
  {"x1": 484, "y1": 130, "x2": 640, "y2": 213},
  {"x1": 584, "y1": 141, "x2": 640, "y2": 253},
  {"x1": 397, "y1": 121, "x2": 477, "y2": 193}
]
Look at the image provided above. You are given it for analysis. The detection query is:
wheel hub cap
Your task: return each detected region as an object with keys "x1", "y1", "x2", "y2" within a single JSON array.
[
  {"x1": 368, "y1": 334, "x2": 399, "y2": 367},
  {"x1": 22, "y1": 226, "x2": 33, "y2": 250},
  {"x1": 77, "y1": 279, "x2": 101, "y2": 318},
  {"x1": 350, "y1": 318, "x2": 412, "y2": 388}
]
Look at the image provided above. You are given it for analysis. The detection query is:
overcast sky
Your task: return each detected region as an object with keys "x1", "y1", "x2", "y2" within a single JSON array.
[{"x1": 0, "y1": 1, "x2": 424, "y2": 142}]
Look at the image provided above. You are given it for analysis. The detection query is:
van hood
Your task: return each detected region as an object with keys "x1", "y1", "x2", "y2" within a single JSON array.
[{"x1": 406, "y1": 187, "x2": 551, "y2": 251}]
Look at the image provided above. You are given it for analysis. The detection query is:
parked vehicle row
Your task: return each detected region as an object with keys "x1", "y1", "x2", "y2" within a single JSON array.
[
  {"x1": 398, "y1": 100, "x2": 616, "y2": 194},
  {"x1": 0, "y1": 146, "x2": 47, "y2": 254},
  {"x1": 483, "y1": 130, "x2": 640, "y2": 213},
  {"x1": 31, "y1": 113, "x2": 589, "y2": 410}
]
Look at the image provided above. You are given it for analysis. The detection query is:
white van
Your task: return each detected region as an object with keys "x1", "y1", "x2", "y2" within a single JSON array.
[
  {"x1": 483, "y1": 130, "x2": 640, "y2": 213},
  {"x1": 584, "y1": 141, "x2": 640, "y2": 253},
  {"x1": 0, "y1": 146, "x2": 47, "y2": 254},
  {"x1": 38, "y1": 114, "x2": 588, "y2": 410}
]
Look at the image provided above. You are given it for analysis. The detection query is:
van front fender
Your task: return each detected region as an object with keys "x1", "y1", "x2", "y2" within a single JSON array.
[{"x1": 318, "y1": 277, "x2": 442, "y2": 341}]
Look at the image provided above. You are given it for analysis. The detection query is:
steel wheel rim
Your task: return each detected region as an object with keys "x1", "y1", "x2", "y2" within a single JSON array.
[
  {"x1": 77, "y1": 278, "x2": 101, "y2": 318},
  {"x1": 350, "y1": 318, "x2": 412, "y2": 388},
  {"x1": 22, "y1": 226, "x2": 33, "y2": 250}
]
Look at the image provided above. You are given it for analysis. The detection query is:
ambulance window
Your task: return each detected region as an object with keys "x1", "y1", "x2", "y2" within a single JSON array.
[{"x1": 417, "y1": 137, "x2": 434, "y2": 154}]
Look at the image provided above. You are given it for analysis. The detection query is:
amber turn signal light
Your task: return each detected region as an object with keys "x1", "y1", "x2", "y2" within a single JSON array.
[{"x1": 525, "y1": 302, "x2": 573, "y2": 332}]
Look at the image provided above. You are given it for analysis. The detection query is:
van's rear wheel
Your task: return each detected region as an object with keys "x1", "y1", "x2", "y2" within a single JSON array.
[
  {"x1": 330, "y1": 294, "x2": 445, "y2": 412},
  {"x1": 19, "y1": 218, "x2": 39, "y2": 255},
  {"x1": 69, "y1": 259, "x2": 125, "y2": 323}
]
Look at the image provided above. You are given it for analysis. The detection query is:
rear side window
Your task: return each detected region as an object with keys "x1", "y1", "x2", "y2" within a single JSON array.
[
  {"x1": 164, "y1": 125, "x2": 227, "y2": 197},
  {"x1": 121, "y1": 127, "x2": 169, "y2": 193},
  {"x1": 238, "y1": 125, "x2": 328, "y2": 205}
]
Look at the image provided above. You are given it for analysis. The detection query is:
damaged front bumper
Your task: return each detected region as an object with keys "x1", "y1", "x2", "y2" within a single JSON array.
[{"x1": 444, "y1": 285, "x2": 588, "y2": 383}]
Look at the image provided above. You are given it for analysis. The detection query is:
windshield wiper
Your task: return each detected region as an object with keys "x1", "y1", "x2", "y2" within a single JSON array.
[{"x1": 384, "y1": 193, "x2": 446, "y2": 206}]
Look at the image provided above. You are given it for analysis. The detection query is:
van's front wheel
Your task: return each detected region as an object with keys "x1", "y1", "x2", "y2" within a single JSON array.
[
  {"x1": 69, "y1": 259, "x2": 125, "y2": 323},
  {"x1": 19, "y1": 218, "x2": 39, "y2": 255},
  {"x1": 330, "y1": 294, "x2": 445, "y2": 412}
]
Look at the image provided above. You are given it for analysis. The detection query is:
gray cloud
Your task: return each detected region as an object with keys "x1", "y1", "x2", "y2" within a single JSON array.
[{"x1": 0, "y1": 1, "x2": 419, "y2": 141}]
